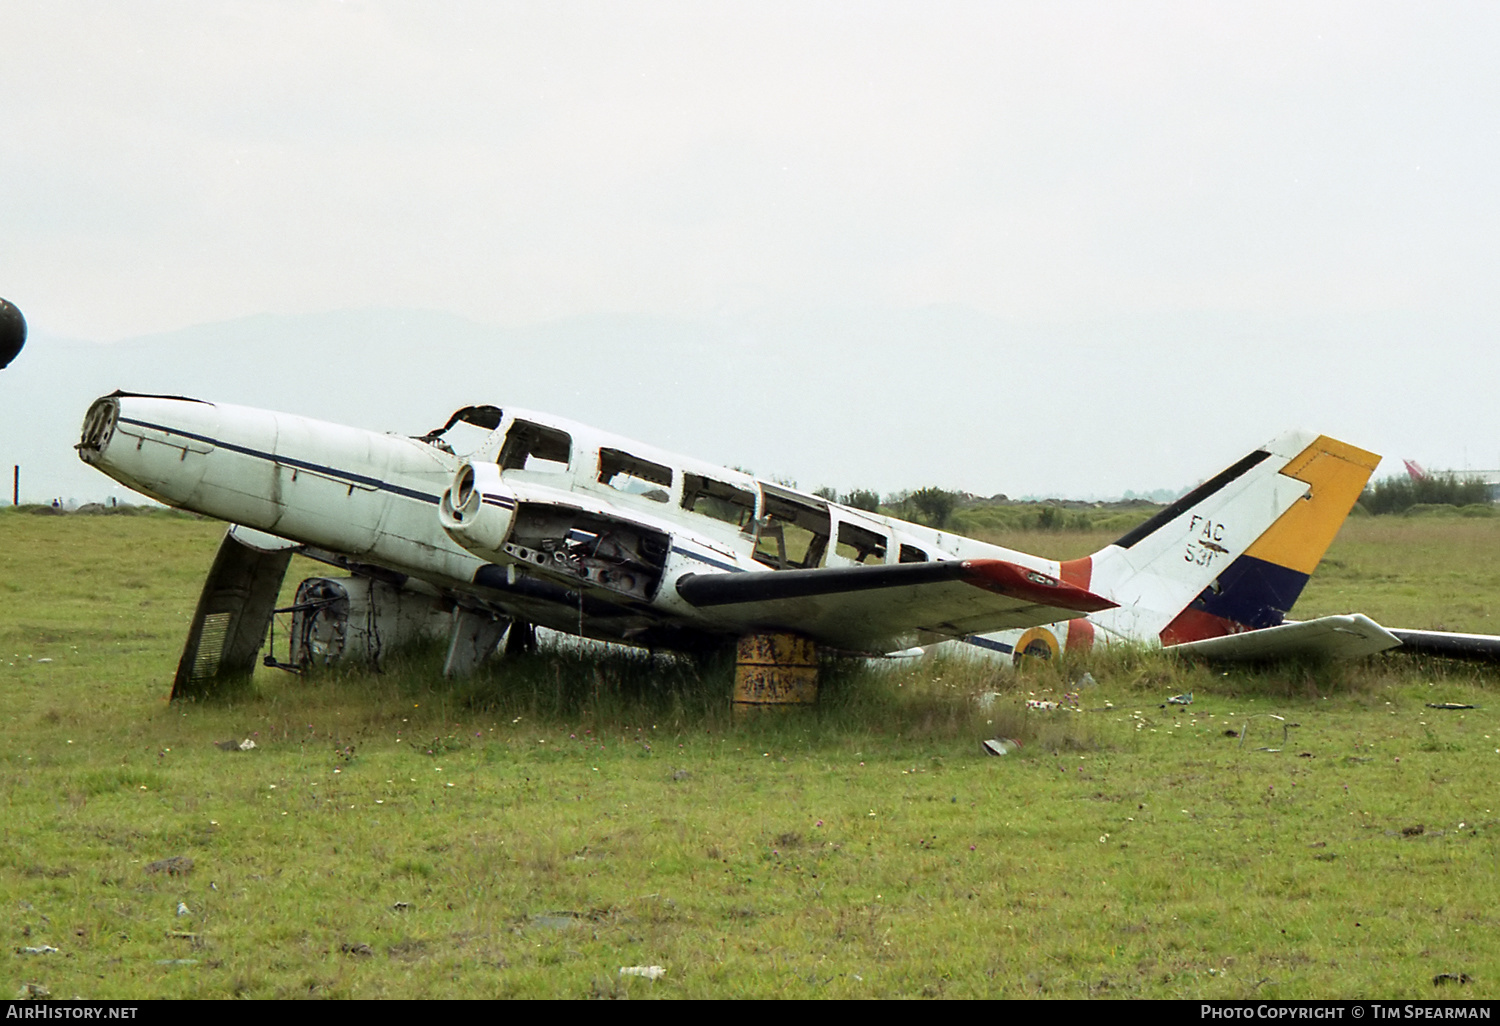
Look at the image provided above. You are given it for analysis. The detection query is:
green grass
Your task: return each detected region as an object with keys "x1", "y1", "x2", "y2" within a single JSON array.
[
  {"x1": 3, "y1": 510, "x2": 1500, "y2": 998},
  {"x1": 1296, "y1": 518, "x2": 1500, "y2": 634},
  {"x1": 969, "y1": 516, "x2": 1500, "y2": 635}
]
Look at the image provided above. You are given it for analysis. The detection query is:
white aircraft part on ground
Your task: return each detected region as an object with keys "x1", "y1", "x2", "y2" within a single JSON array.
[{"x1": 1167, "y1": 614, "x2": 1401, "y2": 661}]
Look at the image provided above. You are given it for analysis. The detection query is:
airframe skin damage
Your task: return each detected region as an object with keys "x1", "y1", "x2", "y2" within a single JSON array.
[{"x1": 76, "y1": 391, "x2": 1398, "y2": 697}]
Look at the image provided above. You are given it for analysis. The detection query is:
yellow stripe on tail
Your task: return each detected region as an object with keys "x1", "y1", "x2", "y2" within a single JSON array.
[{"x1": 1242, "y1": 435, "x2": 1379, "y2": 575}]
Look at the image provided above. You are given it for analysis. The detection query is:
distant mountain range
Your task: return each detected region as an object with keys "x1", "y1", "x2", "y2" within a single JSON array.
[{"x1": 0, "y1": 304, "x2": 1410, "y2": 505}]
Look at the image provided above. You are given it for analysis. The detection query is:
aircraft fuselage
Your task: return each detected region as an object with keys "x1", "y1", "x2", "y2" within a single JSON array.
[{"x1": 78, "y1": 392, "x2": 1073, "y2": 653}]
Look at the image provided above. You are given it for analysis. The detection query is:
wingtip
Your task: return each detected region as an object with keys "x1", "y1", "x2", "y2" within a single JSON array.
[{"x1": 961, "y1": 559, "x2": 1117, "y2": 613}]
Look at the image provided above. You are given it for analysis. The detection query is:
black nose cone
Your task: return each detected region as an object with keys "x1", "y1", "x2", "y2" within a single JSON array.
[{"x1": 0, "y1": 299, "x2": 26, "y2": 370}]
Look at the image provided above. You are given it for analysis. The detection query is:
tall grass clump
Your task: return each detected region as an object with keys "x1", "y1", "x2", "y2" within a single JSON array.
[
  {"x1": 1360, "y1": 473, "x2": 1494, "y2": 514},
  {"x1": 442, "y1": 641, "x2": 737, "y2": 732}
]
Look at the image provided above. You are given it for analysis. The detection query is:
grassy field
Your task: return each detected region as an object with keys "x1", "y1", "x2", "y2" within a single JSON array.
[
  {"x1": 971, "y1": 515, "x2": 1500, "y2": 634},
  {"x1": 2, "y1": 509, "x2": 1498, "y2": 999}
]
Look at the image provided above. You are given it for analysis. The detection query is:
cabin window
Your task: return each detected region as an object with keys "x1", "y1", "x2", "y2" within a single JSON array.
[
  {"x1": 835, "y1": 522, "x2": 888, "y2": 565},
  {"x1": 899, "y1": 544, "x2": 929, "y2": 563},
  {"x1": 498, "y1": 420, "x2": 571, "y2": 474},
  {"x1": 598, "y1": 448, "x2": 672, "y2": 502},
  {"x1": 754, "y1": 489, "x2": 831, "y2": 570},
  {"x1": 682, "y1": 473, "x2": 757, "y2": 530}
]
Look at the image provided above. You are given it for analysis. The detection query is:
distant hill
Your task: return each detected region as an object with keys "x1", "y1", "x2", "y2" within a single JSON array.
[{"x1": 0, "y1": 304, "x2": 1297, "y2": 505}]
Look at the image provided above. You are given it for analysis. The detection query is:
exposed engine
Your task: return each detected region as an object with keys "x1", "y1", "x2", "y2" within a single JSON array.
[{"x1": 504, "y1": 504, "x2": 669, "y2": 603}]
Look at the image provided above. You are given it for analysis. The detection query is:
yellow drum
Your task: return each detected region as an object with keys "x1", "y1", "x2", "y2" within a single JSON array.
[{"x1": 733, "y1": 633, "x2": 819, "y2": 710}]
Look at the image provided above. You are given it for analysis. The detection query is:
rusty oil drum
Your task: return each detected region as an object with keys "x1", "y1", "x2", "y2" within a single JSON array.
[{"x1": 733, "y1": 633, "x2": 818, "y2": 711}]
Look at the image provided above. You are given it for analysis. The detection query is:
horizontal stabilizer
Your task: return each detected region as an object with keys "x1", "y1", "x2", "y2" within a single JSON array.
[
  {"x1": 1168, "y1": 614, "x2": 1400, "y2": 662},
  {"x1": 675, "y1": 558, "x2": 1114, "y2": 653},
  {"x1": 1389, "y1": 628, "x2": 1500, "y2": 661}
]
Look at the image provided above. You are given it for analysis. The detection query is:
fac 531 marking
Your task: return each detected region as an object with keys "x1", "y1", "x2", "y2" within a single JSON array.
[{"x1": 1185, "y1": 515, "x2": 1230, "y2": 566}]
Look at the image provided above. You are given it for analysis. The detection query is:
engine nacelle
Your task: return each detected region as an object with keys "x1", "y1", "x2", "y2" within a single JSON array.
[
  {"x1": 0, "y1": 297, "x2": 26, "y2": 370},
  {"x1": 439, "y1": 460, "x2": 517, "y2": 560}
]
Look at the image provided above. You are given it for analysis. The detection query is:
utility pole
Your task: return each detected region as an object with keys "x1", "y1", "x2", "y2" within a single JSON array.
[{"x1": 11, "y1": 465, "x2": 16, "y2": 506}]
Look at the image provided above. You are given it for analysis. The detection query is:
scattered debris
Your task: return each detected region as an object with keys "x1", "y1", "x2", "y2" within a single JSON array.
[
  {"x1": 340, "y1": 942, "x2": 373, "y2": 957},
  {"x1": 1026, "y1": 694, "x2": 1080, "y2": 712},
  {"x1": 620, "y1": 965, "x2": 666, "y2": 981},
  {"x1": 1239, "y1": 714, "x2": 1295, "y2": 752},
  {"x1": 35, "y1": 658, "x2": 52, "y2": 664},
  {"x1": 1402, "y1": 825, "x2": 1425, "y2": 837},
  {"x1": 145, "y1": 856, "x2": 194, "y2": 876},
  {"x1": 19, "y1": 946, "x2": 59, "y2": 955},
  {"x1": 1223, "y1": 729, "x2": 1240, "y2": 738},
  {"x1": 1164, "y1": 692, "x2": 1193, "y2": 706},
  {"x1": 176, "y1": 902, "x2": 191, "y2": 917},
  {"x1": 976, "y1": 691, "x2": 1000, "y2": 711},
  {"x1": 671, "y1": 769, "x2": 691, "y2": 781},
  {"x1": 1297, "y1": 752, "x2": 1315, "y2": 758},
  {"x1": 165, "y1": 932, "x2": 198, "y2": 941},
  {"x1": 1426, "y1": 703, "x2": 1476, "y2": 710},
  {"x1": 14, "y1": 983, "x2": 50, "y2": 999},
  {"x1": 1433, "y1": 973, "x2": 1472, "y2": 986},
  {"x1": 154, "y1": 959, "x2": 198, "y2": 966},
  {"x1": 392, "y1": 902, "x2": 411, "y2": 912},
  {"x1": 981, "y1": 738, "x2": 1022, "y2": 757},
  {"x1": 214, "y1": 738, "x2": 257, "y2": 751},
  {"x1": 1075, "y1": 672, "x2": 1098, "y2": 689}
]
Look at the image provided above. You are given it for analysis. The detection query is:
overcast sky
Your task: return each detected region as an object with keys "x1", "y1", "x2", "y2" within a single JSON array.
[{"x1": 4, "y1": 2, "x2": 1499, "y2": 500}]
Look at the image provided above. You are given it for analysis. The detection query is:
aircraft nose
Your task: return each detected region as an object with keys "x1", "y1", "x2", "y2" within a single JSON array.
[
  {"x1": 78, "y1": 395, "x2": 122, "y2": 462},
  {"x1": 77, "y1": 392, "x2": 221, "y2": 506}
]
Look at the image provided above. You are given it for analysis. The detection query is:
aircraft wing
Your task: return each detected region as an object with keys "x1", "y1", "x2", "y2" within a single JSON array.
[
  {"x1": 674, "y1": 558, "x2": 1115, "y2": 653},
  {"x1": 1167, "y1": 614, "x2": 1401, "y2": 661},
  {"x1": 1387, "y1": 628, "x2": 1500, "y2": 661}
]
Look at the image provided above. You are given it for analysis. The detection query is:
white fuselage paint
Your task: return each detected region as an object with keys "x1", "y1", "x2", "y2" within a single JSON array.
[
  {"x1": 85, "y1": 396, "x2": 481, "y2": 587},
  {"x1": 79, "y1": 394, "x2": 1313, "y2": 659},
  {"x1": 81, "y1": 395, "x2": 1071, "y2": 651}
]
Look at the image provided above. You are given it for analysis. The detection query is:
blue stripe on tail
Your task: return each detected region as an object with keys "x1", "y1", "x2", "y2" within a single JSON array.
[{"x1": 1188, "y1": 554, "x2": 1311, "y2": 631}]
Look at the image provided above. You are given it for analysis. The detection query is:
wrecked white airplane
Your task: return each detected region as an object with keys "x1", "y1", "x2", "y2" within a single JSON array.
[{"x1": 73, "y1": 390, "x2": 1485, "y2": 703}]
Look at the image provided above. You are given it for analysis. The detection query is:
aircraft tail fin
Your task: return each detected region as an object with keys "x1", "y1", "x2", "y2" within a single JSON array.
[{"x1": 1060, "y1": 432, "x2": 1379, "y2": 646}]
